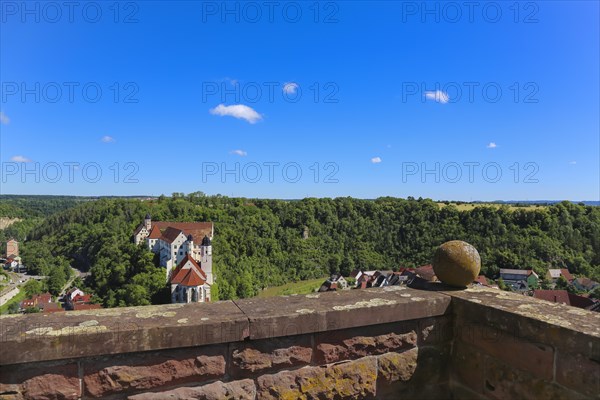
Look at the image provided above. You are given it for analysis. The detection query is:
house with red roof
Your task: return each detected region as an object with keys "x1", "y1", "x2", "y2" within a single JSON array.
[
  {"x1": 64, "y1": 288, "x2": 101, "y2": 310},
  {"x1": 499, "y1": 269, "x2": 539, "y2": 291},
  {"x1": 20, "y1": 293, "x2": 53, "y2": 311},
  {"x1": 546, "y1": 269, "x2": 574, "y2": 283},
  {"x1": 573, "y1": 277, "x2": 599, "y2": 292},
  {"x1": 133, "y1": 215, "x2": 214, "y2": 295},
  {"x1": 6, "y1": 238, "x2": 19, "y2": 258},
  {"x1": 169, "y1": 254, "x2": 211, "y2": 303},
  {"x1": 533, "y1": 290, "x2": 595, "y2": 310}
]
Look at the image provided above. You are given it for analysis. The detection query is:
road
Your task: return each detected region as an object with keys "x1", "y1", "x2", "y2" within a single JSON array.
[
  {"x1": 59, "y1": 267, "x2": 81, "y2": 297},
  {"x1": 0, "y1": 270, "x2": 46, "y2": 306}
]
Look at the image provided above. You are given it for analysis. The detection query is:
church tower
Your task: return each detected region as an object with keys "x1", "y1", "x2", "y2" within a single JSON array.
[
  {"x1": 200, "y1": 235, "x2": 213, "y2": 285},
  {"x1": 144, "y1": 213, "x2": 152, "y2": 231}
]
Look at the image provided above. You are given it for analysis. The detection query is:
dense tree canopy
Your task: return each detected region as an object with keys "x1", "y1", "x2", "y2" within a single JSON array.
[{"x1": 3, "y1": 195, "x2": 599, "y2": 307}]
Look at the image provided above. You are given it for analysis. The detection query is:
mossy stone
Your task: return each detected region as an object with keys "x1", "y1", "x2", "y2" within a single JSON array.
[{"x1": 432, "y1": 240, "x2": 481, "y2": 287}]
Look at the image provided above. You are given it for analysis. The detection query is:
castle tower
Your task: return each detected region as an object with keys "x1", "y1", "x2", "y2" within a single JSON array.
[
  {"x1": 6, "y1": 239, "x2": 19, "y2": 258},
  {"x1": 186, "y1": 234, "x2": 194, "y2": 262},
  {"x1": 200, "y1": 235, "x2": 213, "y2": 285},
  {"x1": 144, "y1": 213, "x2": 152, "y2": 231}
]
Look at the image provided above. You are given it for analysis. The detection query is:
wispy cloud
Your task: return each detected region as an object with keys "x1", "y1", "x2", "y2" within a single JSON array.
[
  {"x1": 230, "y1": 149, "x2": 248, "y2": 156},
  {"x1": 11, "y1": 155, "x2": 31, "y2": 162},
  {"x1": 569, "y1": 161, "x2": 577, "y2": 165},
  {"x1": 424, "y1": 90, "x2": 450, "y2": 104},
  {"x1": 486, "y1": 142, "x2": 497, "y2": 149},
  {"x1": 222, "y1": 77, "x2": 238, "y2": 86},
  {"x1": 0, "y1": 111, "x2": 10, "y2": 125},
  {"x1": 101, "y1": 135, "x2": 116, "y2": 143},
  {"x1": 371, "y1": 157, "x2": 382, "y2": 164},
  {"x1": 283, "y1": 82, "x2": 299, "y2": 95},
  {"x1": 210, "y1": 104, "x2": 263, "y2": 124}
]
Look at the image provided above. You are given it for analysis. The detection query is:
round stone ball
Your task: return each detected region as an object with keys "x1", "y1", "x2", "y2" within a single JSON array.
[{"x1": 432, "y1": 240, "x2": 481, "y2": 287}]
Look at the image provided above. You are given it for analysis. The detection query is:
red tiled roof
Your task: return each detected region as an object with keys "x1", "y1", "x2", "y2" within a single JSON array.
[
  {"x1": 533, "y1": 290, "x2": 594, "y2": 309},
  {"x1": 415, "y1": 265, "x2": 437, "y2": 281},
  {"x1": 170, "y1": 254, "x2": 207, "y2": 285},
  {"x1": 37, "y1": 293, "x2": 52, "y2": 303},
  {"x1": 73, "y1": 294, "x2": 93, "y2": 304},
  {"x1": 474, "y1": 275, "x2": 489, "y2": 286},
  {"x1": 21, "y1": 299, "x2": 36, "y2": 307},
  {"x1": 179, "y1": 269, "x2": 206, "y2": 287},
  {"x1": 148, "y1": 226, "x2": 162, "y2": 239},
  {"x1": 161, "y1": 227, "x2": 185, "y2": 244},
  {"x1": 151, "y1": 221, "x2": 213, "y2": 243},
  {"x1": 560, "y1": 269, "x2": 574, "y2": 282},
  {"x1": 42, "y1": 303, "x2": 64, "y2": 313}
]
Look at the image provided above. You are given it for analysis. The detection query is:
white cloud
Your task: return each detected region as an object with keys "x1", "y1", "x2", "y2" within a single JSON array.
[
  {"x1": 230, "y1": 149, "x2": 248, "y2": 156},
  {"x1": 101, "y1": 135, "x2": 116, "y2": 143},
  {"x1": 11, "y1": 155, "x2": 31, "y2": 162},
  {"x1": 569, "y1": 161, "x2": 577, "y2": 165},
  {"x1": 209, "y1": 104, "x2": 263, "y2": 124},
  {"x1": 371, "y1": 157, "x2": 382, "y2": 164},
  {"x1": 0, "y1": 111, "x2": 9, "y2": 125},
  {"x1": 424, "y1": 90, "x2": 450, "y2": 104},
  {"x1": 283, "y1": 82, "x2": 299, "y2": 95},
  {"x1": 486, "y1": 142, "x2": 497, "y2": 149}
]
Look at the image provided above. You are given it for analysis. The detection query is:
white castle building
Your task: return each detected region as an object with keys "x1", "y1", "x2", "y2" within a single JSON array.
[{"x1": 134, "y1": 214, "x2": 214, "y2": 303}]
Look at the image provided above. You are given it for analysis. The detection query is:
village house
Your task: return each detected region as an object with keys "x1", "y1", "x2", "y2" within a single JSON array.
[
  {"x1": 20, "y1": 293, "x2": 65, "y2": 313},
  {"x1": 318, "y1": 274, "x2": 349, "y2": 292},
  {"x1": 133, "y1": 214, "x2": 214, "y2": 303},
  {"x1": 545, "y1": 268, "x2": 574, "y2": 283},
  {"x1": 499, "y1": 268, "x2": 539, "y2": 291},
  {"x1": 21, "y1": 293, "x2": 52, "y2": 310},
  {"x1": 5, "y1": 238, "x2": 19, "y2": 258},
  {"x1": 473, "y1": 275, "x2": 499, "y2": 288},
  {"x1": 64, "y1": 288, "x2": 101, "y2": 310},
  {"x1": 533, "y1": 290, "x2": 598, "y2": 312},
  {"x1": 4, "y1": 258, "x2": 19, "y2": 271},
  {"x1": 573, "y1": 277, "x2": 599, "y2": 292}
]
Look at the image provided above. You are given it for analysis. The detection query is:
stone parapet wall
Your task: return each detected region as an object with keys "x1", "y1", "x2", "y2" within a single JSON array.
[
  {"x1": 448, "y1": 287, "x2": 599, "y2": 400},
  {"x1": 0, "y1": 286, "x2": 597, "y2": 399}
]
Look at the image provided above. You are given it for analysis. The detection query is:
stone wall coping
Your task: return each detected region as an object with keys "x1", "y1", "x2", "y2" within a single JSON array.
[
  {"x1": 1, "y1": 285, "x2": 599, "y2": 366},
  {"x1": 0, "y1": 287, "x2": 450, "y2": 365}
]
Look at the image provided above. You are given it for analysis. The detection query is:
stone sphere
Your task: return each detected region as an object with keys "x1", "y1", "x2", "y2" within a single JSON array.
[{"x1": 432, "y1": 240, "x2": 481, "y2": 287}]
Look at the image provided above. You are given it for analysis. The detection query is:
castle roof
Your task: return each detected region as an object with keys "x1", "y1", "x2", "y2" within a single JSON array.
[
  {"x1": 161, "y1": 227, "x2": 185, "y2": 244},
  {"x1": 140, "y1": 221, "x2": 213, "y2": 243},
  {"x1": 170, "y1": 254, "x2": 207, "y2": 286}
]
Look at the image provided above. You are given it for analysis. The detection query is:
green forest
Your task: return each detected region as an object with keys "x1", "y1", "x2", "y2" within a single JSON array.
[{"x1": 2, "y1": 195, "x2": 599, "y2": 308}]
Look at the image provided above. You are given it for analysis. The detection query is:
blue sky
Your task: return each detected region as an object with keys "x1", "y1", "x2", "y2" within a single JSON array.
[{"x1": 1, "y1": 1, "x2": 598, "y2": 201}]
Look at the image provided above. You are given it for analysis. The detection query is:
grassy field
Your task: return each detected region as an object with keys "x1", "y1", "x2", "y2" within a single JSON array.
[
  {"x1": 0, "y1": 288, "x2": 25, "y2": 315},
  {"x1": 256, "y1": 278, "x2": 326, "y2": 298},
  {"x1": 437, "y1": 203, "x2": 548, "y2": 212}
]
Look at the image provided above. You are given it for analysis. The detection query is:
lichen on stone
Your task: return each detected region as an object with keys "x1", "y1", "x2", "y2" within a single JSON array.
[{"x1": 333, "y1": 298, "x2": 397, "y2": 311}]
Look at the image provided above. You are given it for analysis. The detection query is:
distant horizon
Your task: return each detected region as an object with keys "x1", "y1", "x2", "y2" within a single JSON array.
[{"x1": 0, "y1": 193, "x2": 598, "y2": 205}]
